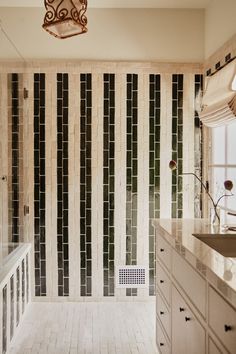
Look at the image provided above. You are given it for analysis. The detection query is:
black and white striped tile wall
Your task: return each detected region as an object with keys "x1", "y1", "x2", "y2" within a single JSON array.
[
  {"x1": 80, "y1": 73, "x2": 92, "y2": 297},
  {"x1": 7, "y1": 73, "x2": 24, "y2": 244},
  {"x1": 171, "y1": 74, "x2": 184, "y2": 219},
  {"x1": 1, "y1": 69, "x2": 203, "y2": 300},
  {"x1": 103, "y1": 74, "x2": 115, "y2": 297},
  {"x1": 34, "y1": 73, "x2": 46, "y2": 297},
  {"x1": 57, "y1": 73, "x2": 69, "y2": 297},
  {"x1": 9, "y1": 74, "x2": 20, "y2": 243},
  {"x1": 126, "y1": 74, "x2": 138, "y2": 297},
  {"x1": 149, "y1": 75, "x2": 161, "y2": 296}
]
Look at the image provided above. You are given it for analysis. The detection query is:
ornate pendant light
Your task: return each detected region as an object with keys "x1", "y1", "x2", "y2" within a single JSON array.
[{"x1": 42, "y1": 0, "x2": 88, "y2": 39}]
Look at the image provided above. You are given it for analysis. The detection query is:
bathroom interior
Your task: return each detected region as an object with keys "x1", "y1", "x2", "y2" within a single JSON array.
[{"x1": 0, "y1": 0, "x2": 236, "y2": 353}]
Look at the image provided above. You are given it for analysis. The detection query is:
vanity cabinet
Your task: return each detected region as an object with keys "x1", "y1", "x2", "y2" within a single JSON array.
[
  {"x1": 155, "y1": 227, "x2": 236, "y2": 354},
  {"x1": 156, "y1": 319, "x2": 171, "y2": 354},
  {"x1": 156, "y1": 235, "x2": 171, "y2": 271},
  {"x1": 156, "y1": 261, "x2": 171, "y2": 306},
  {"x1": 208, "y1": 286, "x2": 236, "y2": 353},
  {"x1": 156, "y1": 290, "x2": 171, "y2": 338},
  {"x1": 156, "y1": 235, "x2": 172, "y2": 352},
  {"x1": 172, "y1": 286, "x2": 205, "y2": 354},
  {"x1": 172, "y1": 250, "x2": 206, "y2": 317}
]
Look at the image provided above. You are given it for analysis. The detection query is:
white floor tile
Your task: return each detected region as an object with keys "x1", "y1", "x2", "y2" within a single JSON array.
[{"x1": 9, "y1": 302, "x2": 159, "y2": 354}]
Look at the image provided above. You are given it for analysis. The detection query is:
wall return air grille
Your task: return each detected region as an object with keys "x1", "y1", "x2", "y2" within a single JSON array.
[{"x1": 116, "y1": 266, "x2": 147, "y2": 288}]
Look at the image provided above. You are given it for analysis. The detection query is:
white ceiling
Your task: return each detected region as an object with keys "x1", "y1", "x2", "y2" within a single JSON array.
[{"x1": 0, "y1": 0, "x2": 211, "y2": 8}]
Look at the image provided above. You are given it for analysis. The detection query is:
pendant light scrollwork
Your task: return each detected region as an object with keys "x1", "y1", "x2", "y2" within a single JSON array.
[{"x1": 42, "y1": 0, "x2": 88, "y2": 39}]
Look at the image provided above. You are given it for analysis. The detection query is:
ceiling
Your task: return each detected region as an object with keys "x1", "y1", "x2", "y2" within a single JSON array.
[{"x1": 0, "y1": 0, "x2": 211, "y2": 8}]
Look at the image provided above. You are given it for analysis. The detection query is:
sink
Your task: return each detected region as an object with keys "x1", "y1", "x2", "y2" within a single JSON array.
[{"x1": 192, "y1": 234, "x2": 236, "y2": 257}]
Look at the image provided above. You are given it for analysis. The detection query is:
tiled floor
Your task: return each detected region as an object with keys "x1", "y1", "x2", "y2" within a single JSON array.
[{"x1": 9, "y1": 301, "x2": 159, "y2": 354}]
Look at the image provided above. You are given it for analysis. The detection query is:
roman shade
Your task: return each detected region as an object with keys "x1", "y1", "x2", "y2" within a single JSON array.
[{"x1": 200, "y1": 59, "x2": 236, "y2": 127}]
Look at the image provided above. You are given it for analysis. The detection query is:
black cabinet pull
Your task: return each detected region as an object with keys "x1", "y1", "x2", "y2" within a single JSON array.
[
  {"x1": 185, "y1": 317, "x2": 191, "y2": 322},
  {"x1": 160, "y1": 248, "x2": 164, "y2": 252},
  {"x1": 160, "y1": 311, "x2": 164, "y2": 315},
  {"x1": 179, "y1": 307, "x2": 184, "y2": 312},
  {"x1": 160, "y1": 343, "x2": 164, "y2": 346},
  {"x1": 224, "y1": 324, "x2": 232, "y2": 332},
  {"x1": 160, "y1": 280, "x2": 164, "y2": 284}
]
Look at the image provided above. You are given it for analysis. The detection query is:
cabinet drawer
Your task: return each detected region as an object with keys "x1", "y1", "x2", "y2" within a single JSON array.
[
  {"x1": 172, "y1": 250, "x2": 206, "y2": 316},
  {"x1": 156, "y1": 234, "x2": 171, "y2": 271},
  {"x1": 172, "y1": 286, "x2": 206, "y2": 354},
  {"x1": 156, "y1": 293, "x2": 171, "y2": 339},
  {"x1": 156, "y1": 261, "x2": 171, "y2": 305},
  {"x1": 156, "y1": 319, "x2": 171, "y2": 354},
  {"x1": 209, "y1": 286, "x2": 236, "y2": 354}
]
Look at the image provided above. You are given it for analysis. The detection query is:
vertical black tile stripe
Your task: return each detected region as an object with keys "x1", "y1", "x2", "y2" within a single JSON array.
[
  {"x1": 22, "y1": 259, "x2": 25, "y2": 313},
  {"x1": 172, "y1": 74, "x2": 183, "y2": 218},
  {"x1": 149, "y1": 74, "x2": 161, "y2": 296},
  {"x1": 2, "y1": 285, "x2": 7, "y2": 354},
  {"x1": 126, "y1": 74, "x2": 138, "y2": 297},
  {"x1": 10, "y1": 73, "x2": 20, "y2": 243},
  {"x1": 103, "y1": 74, "x2": 115, "y2": 297},
  {"x1": 80, "y1": 73, "x2": 92, "y2": 297},
  {"x1": 57, "y1": 73, "x2": 69, "y2": 297},
  {"x1": 10, "y1": 275, "x2": 14, "y2": 340},
  {"x1": 194, "y1": 74, "x2": 203, "y2": 218},
  {"x1": 34, "y1": 73, "x2": 46, "y2": 296}
]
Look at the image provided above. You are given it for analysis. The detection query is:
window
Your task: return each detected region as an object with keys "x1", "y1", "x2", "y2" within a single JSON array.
[{"x1": 210, "y1": 121, "x2": 236, "y2": 223}]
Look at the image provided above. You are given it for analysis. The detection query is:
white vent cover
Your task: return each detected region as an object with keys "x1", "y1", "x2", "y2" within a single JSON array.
[{"x1": 116, "y1": 266, "x2": 147, "y2": 288}]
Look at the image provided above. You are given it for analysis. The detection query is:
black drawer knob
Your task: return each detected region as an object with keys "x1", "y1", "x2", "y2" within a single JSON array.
[
  {"x1": 160, "y1": 280, "x2": 164, "y2": 284},
  {"x1": 160, "y1": 311, "x2": 164, "y2": 315},
  {"x1": 179, "y1": 307, "x2": 184, "y2": 312},
  {"x1": 185, "y1": 317, "x2": 191, "y2": 322},
  {"x1": 160, "y1": 343, "x2": 164, "y2": 346},
  {"x1": 224, "y1": 325, "x2": 232, "y2": 332},
  {"x1": 160, "y1": 248, "x2": 164, "y2": 252}
]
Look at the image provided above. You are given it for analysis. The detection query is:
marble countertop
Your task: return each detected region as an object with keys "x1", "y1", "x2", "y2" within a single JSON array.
[{"x1": 153, "y1": 219, "x2": 236, "y2": 304}]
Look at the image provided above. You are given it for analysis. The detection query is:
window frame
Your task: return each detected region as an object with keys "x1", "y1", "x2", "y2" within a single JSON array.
[{"x1": 208, "y1": 122, "x2": 236, "y2": 224}]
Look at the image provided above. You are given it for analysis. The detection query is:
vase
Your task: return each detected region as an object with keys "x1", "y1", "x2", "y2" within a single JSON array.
[{"x1": 210, "y1": 206, "x2": 221, "y2": 226}]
